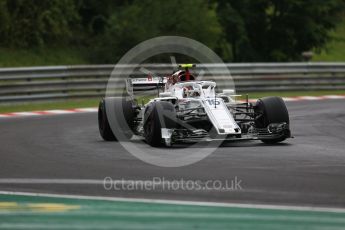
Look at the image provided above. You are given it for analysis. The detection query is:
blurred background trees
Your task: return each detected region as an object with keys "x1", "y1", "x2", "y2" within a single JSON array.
[
  {"x1": 89, "y1": 0, "x2": 222, "y2": 63},
  {"x1": 216, "y1": 0, "x2": 345, "y2": 61},
  {"x1": 0, "y1": 0, "x2": 79, "y2": 47},
  {"x1": 0, "y1": 0, "x2": 344, "y2": 65}
]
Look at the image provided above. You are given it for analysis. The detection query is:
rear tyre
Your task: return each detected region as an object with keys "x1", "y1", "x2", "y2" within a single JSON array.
[
  {"x1": 98, "y1": 99, "x2": 116, "y2": 141},
  {"x1": 98, "y1": 97, "x2": 135, "y2": 141},
  {"x1": 144, "y1": 101, "x2": 177, "y2": 147},
  {"x1": 255, "y1": 97, "x2": 290, "y2": 144}
]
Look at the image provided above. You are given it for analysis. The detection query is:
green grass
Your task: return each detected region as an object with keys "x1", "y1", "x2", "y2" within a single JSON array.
[
  {"x1": 0, "y1": 98, "x2": 100, "y2": 113},
  {"x1": 1, "y1": 194, "x2": 345, "y2": 230},
  {"x1": 0, "y1": 46, "x2": 89, "y2": 67},
  {"x1": 0, "y1": 90, "x2": 344, "y2": 113},
  {"x1": 238, "y1": 90, "x2": 345, "y2": 100},
  {"x1": 313, "y1": 18, "x2": 345, "y2": 62}
]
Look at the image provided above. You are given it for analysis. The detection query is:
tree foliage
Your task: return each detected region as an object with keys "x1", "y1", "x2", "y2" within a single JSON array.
[
  {"x1": 91, "y1": 0, "x2": 222, "y2": 63},
  {"x1": 217, "y1": 0, "x2": 345, "y2": 61},
  {"x1": 0, "y1": 0, "x2": 80, "y2": 47},
  {"x1": 0, "y1": 0, "x2": 344, "y2": 62}
]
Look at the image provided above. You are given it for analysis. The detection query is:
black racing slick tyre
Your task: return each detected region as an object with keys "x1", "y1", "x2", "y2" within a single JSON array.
[
  {"x1": 98, "y1": 97, "x2": 135, "y2": 141},
  {"x1": 98, "y1": 99, "x2": 115, "y2": 141},
  {"x1": 255, "y1": 96, "x2": 290, "y2": 144},
  {"x1": 143, "y1": 101, "x2": 177, "y2": 147}
]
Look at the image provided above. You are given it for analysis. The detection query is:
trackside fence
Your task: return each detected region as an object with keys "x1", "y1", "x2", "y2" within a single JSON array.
[{"x1": 0, "y1": 63, "x2": 345, "y2": 103}]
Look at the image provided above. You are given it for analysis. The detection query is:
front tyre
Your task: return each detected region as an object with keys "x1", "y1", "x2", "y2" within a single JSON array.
[
  {"x1": 255, "y1": 96, "x2": 290, "y2": 144},
  {"x1": 144, "y1": 101, "x2": 177, "y2": 147}
]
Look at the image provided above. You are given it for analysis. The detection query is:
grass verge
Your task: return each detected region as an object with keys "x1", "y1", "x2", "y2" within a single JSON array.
[
  {"x1": 0, "y1": 90, "x2": 344, "y2": 113},
  {"x1": 0, "y1": 98, "x2": 100, "y2": 113},
  {"x1": 237, "y1": 90, "x2": 345, "y2": 100},
  {"x1": 0, "y1": 47, "x2": 89, "y2": 67}
]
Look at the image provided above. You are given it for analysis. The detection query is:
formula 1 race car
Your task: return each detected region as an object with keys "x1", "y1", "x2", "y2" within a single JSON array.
[{"x1": 98, "y1": 64, "x2": 291, "y2": 147}]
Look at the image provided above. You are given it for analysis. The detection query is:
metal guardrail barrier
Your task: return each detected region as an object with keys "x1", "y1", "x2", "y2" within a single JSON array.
[{"x1": 0, "y1": 63, "x2": 345, "y2": 103}]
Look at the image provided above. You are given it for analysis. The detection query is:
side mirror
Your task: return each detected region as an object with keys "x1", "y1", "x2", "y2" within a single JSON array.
[
  {"x1": 222, "y1": 89, "x2": 242, "y2": 102},
  {"x1": 159, "y1": 92, "x2": 172, "y2": 97},
  {"x1": 223, "y1": 89, "x2": 235, "y2": 95}
]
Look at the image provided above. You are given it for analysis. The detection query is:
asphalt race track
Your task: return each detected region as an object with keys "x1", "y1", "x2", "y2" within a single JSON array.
[{"x1": 1, "y1": 99, "x2": 345, "y2": 208}]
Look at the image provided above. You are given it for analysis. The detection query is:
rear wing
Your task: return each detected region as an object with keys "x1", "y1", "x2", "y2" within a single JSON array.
[{"x1": 126, "y1": 77, "x2": 167, "y2": 96}]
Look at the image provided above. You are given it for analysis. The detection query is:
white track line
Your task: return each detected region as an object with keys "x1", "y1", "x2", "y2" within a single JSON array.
[
  {"x1": 75, "y1": 108, "x2": 98, "y2": 112},
  {"x1": 295, "y1": 96, "x2": 321, "y2": 101},
  {"x1": 282, "y1": 97, "x2": 300, "y2": 102},
  {"x1": 0, "y1": 179, "x2": 104, "y2": 185},
  {"x1": 0, "y1": 178, "x2": 181, "y2": 185},
  {"x1": 42, "y1": 110, "x2": 75, "y2": 114},
  {"x1": 0, "y1": 190, "x2": 345, "y2": 213},
  {"x1": 9, "y1": 112, "x2": 40, "y2": 116},
  {"x1": 0, "y1": 178, "x2": 237, "y2": 192},
  {"x1": 321, "y1": 95, "x2": 345, "y2": 99},
  {"x1": 0, "y1": 107, "x2": 97, "y2": 118}
]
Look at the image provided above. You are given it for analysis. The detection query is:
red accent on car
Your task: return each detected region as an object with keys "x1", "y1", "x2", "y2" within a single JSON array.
[{"x1": 185, "y1": 69, "x2": 190, "y2": 81}]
